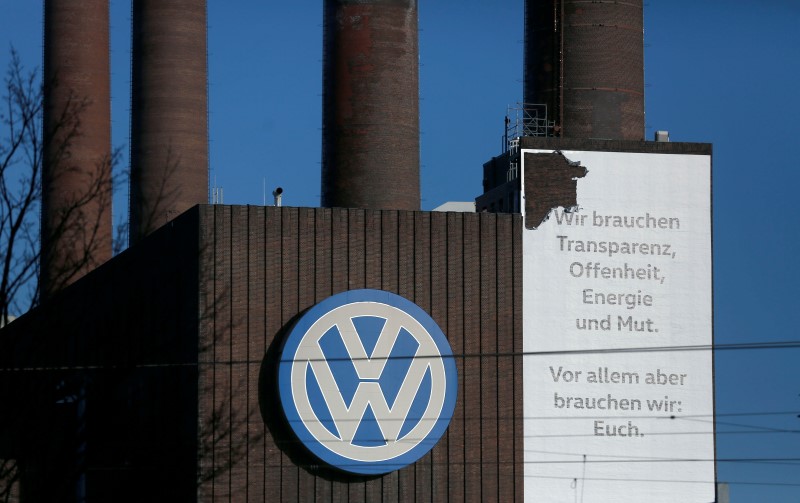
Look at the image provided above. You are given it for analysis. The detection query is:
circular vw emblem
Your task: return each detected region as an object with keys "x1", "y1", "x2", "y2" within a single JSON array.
[{"x1": 278, "y1": 289, "x2": 457, "y2": 475}]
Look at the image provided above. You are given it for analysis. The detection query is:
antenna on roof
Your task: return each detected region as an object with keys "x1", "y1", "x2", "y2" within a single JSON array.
[{"x1": 212, "y1": 176, "x2": 223, "y2": 204}]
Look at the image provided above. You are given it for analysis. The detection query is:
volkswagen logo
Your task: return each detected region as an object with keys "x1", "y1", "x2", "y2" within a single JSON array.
[{"x1": 278, "y1": 289, "x2": 458, "y2": 475}]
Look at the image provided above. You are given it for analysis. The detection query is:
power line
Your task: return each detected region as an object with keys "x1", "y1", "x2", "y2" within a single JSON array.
[
  {"x1": 2, "y1": 338, "x2": 800, "y2": 373},
  {"x1": 681, "y1": 415, "x2": 798, "y2": 434},
  {"x1": 523, "y1": 473, "x2": 800, "y2": 488},
  {"x1": 523, "y1": 447, "x2": 800, "y2": 465}
]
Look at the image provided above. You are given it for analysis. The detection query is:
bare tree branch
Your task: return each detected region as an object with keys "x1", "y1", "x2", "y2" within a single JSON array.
[
  {"x1": 0, "y1": 48, "x2": 126, "y2": 496},
  {"x1": 0, "y1": 48, "x2": 42, "y2": 326}
]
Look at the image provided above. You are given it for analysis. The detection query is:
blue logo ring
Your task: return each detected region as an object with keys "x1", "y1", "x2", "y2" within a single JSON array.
[{"x1": 278, "y1": 289, "x2": 458, "y2": 475}]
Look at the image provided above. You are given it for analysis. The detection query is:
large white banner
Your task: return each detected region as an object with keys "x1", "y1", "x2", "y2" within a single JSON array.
[{"x1": 522, "y1": 149, "x2": 715, "y2": 502}]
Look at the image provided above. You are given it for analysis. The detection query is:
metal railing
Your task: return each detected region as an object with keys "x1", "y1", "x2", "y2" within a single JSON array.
[
  {"x1": 503, "y1": 103, "x2": 555, "y2": 153},
  {"x1": 502, "y1": 103, "x2": 555, "y2": 181}
]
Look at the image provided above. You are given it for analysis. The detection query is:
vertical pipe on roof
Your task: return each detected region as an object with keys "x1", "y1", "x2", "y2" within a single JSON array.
[
  {"x1": 41, "y1": 0, "x2": 112, "y2": 299},
  {"x1": 524, "y1": 0, "x2": 645, "y2": 140},
  {"x1": 129, "y1": 0, "x2": 209, "y2": 243},
  {"x1": 321, "y1": 0, "x2": 420, "y2": 210}
]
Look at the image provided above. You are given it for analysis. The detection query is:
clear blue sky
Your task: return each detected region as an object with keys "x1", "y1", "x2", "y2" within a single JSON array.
[{"x1": 1, "y1": 1, "x2": 799, "y2": 501}]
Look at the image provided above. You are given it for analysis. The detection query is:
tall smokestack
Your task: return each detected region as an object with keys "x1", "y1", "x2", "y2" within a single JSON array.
[
  {"x1": 321, "y1": 0, "x2": 420, "y2": 210},
  {"x1": 524, "y1": 0, "x2": 644, "y2": 140},
  {"x1": 41, "y1": 0, "x2": 113, "y2": 299},
  {"x1": 130, "y1": 0, "x2": 209, "y2": 243}
]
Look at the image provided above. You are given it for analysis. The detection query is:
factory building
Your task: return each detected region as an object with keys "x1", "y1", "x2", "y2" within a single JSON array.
[{"x1": 0, "y1": 0, "x2": 716, "y2": 501}]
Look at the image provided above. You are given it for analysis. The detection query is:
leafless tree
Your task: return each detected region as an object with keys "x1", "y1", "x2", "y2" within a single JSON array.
[
  {"x1": 0, "y1": 48, "x2": 124, "y2": 327},
  {"x1": 0, "y1": 49, "x2": 43, "y2": 328},
  {"x1": 1, "y1": 49, "x2": 263, "y2": 501},
  {"x1": 0, "y1": 50, "x2": 124, "y2": 500}
]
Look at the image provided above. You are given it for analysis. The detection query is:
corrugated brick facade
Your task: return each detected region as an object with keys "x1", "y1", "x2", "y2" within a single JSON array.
[
  {"x1": 196, "y1": 205, "x2": 522, "y2": 501},
  {"x1": 0, "y1": 205, "x2": 523, "y2": 502}
]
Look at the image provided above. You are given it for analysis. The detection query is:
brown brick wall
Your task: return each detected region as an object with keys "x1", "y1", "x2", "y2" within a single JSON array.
[
  {"x1": 197, "y1": 205, "x2": 523, "y2": 502},
  {"x1": 0, "y1": 204, "x2": 524, "y2": 501},
  {"x1": 0, "y1": 207, "x2": 201, "y2": 502}
]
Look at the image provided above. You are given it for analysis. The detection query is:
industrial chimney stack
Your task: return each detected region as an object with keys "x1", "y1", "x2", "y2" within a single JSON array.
[
  {"x1": 524, "y1": 0, "x2": 644, "y2": 140},
  {"x1": 41, "y1": 0, "x2": 113, "y2": 299},
  {"x1": 129, "y1": 0, "x2": 209, "y2": 243},
  {"x1": 321, "y1": 0, "x2": 420, "y2": 210}
]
